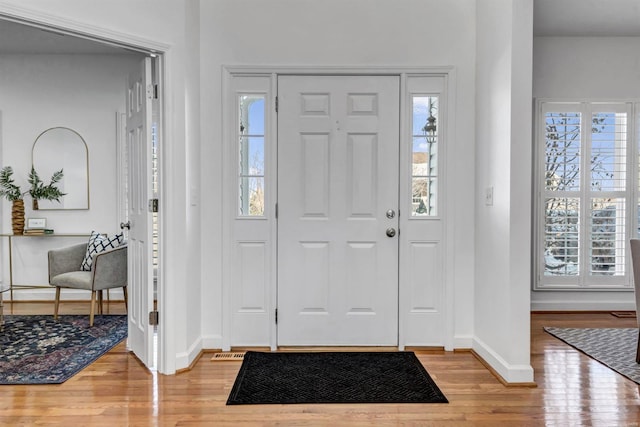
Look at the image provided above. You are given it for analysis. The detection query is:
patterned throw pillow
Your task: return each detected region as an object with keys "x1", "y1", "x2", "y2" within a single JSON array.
[{"x1": 80, "y1": 230, "x2": 125, "y2": 271}]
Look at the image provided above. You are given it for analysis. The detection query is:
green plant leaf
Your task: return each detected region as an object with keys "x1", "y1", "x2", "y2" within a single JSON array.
[
  {"x1": 0, "y1": 166, "x2": 23, "y2": 201},
  {"x1": 29, "y1": 167, "x2": 66, "y2": 202}
]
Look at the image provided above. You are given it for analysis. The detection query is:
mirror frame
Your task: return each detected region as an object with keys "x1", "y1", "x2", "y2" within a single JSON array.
[{"x1": 31, "y1": 126, "x2": 90, "y2": 210}]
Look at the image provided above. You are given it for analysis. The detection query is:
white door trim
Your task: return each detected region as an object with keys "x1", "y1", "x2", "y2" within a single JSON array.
[
  {"x1": 223, "y1": 66, "x2": 456, "y2": 352},
  {"x1": 0, "y1": 3, "x2": 169, "y2": 53}
]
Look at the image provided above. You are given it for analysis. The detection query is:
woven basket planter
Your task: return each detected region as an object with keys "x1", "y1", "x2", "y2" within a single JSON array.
[{"x1": 11, "y1": 199, "x2": 24, "y2": 235}]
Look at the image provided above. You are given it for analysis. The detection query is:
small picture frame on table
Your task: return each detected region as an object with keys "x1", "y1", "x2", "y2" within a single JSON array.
[{"x1": 26, "y1": 218, "x2": 46, "y2": 230}]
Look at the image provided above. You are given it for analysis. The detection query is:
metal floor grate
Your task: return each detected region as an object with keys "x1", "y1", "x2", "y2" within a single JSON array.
[{"x1": 211, "y1": 352, "x2": 245, "y2": 361}]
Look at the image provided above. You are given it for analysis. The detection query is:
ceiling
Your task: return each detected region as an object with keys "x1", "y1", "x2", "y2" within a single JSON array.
[
  {"x1": 0, "y1": 19, "x2": 134, "y2": 54},
  {"x1": 533, "y1": 0, "x2": 640, "y2": 37},
  {"x1": 0, "y1": 1, "x2": 639, "y2": 55}
]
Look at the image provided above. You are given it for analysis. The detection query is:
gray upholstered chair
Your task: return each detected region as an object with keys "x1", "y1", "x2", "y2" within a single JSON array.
[
  {"x1": 629, "y1": 239, "x2": 640, "y2": 363},
  {"x1": 48, "y1": 242, "x2": 128, "y2": 326}
]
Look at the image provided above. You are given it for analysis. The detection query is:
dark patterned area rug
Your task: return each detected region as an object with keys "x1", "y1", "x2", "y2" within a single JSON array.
[
  {"x1": 544, "y1": 327, "x2": 640, "y2": 385},
  {"x1": 227, "y1": 351, "x2": 448, "y2": 405},
  {"x1": 0, "y1": 315, "x2": 127, "y2": 385}
]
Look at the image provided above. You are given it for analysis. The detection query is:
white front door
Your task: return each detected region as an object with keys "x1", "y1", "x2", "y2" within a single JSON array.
[
  {"x1": 277, "y1": 75, "x2": 400, "y2": 346},
  {"x1": 125, "y1": 57, "x2": 154, "y2": 367}
]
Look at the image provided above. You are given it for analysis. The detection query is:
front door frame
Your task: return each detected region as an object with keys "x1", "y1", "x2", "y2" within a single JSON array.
[{"x1": 222, "y1": 65, "x2": 456, "y2": 352}]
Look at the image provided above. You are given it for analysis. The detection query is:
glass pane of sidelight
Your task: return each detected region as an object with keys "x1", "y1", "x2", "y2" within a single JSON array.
[
  {"x1": 239, "y1": 137, "x2": 265, "y2": 176},
  {"x1": 238, "y1": 94, "x2": 265, "y2": 216},
  {"x1": 412, "y1": 177, "x2": 437, "y2": 216},
  {"x1": 239, "y1": 177, "x2": 265, "y2": 216},
  {"x1": 411, "y1": 96, "x2": 438, "y2": 216},
  {"x1": 239, "y1": 95, "x2": 265, "y2": 135}
]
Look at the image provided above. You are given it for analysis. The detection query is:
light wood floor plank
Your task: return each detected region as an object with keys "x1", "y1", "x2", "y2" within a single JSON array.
[{"x1": 1, "y1": 302, "x2": 640, "y2": 425}]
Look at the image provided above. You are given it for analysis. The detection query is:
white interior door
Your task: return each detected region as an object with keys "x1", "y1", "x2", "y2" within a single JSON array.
[
  {"x1": 125, "y1": 57, "x2": 154, "y2": 367},
  {"x1": 277, "y1": 75, "x2": 400, "y2": 346}
]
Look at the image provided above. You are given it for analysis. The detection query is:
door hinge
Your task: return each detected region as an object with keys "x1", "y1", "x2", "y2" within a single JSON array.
[
  {"x1": 149, "y1": 198, "x2": 159, "y2": 213},
  {"x1": 146, "y1": 84, "x2": 154, "y2": 100},
  {"x1": 149, "y1": 310, "x2": 159, "y2": 326},
  {"x1": 275, "y1": 308, "x2": 278, "y2": 324},
  {"x1": 275, "y1": 96, "x2": 279, "y2": 113},
  {"x1": 275, "y1": 203, "x2": 278, "y2": 219},
  {"x1": 153, "y1": 84, "x2": 159, "y2": 99}
]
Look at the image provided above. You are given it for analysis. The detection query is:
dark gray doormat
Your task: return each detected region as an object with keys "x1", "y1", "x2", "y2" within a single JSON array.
[{"x1": 226, "y1": 351, "x2": 448, "y2": 405}]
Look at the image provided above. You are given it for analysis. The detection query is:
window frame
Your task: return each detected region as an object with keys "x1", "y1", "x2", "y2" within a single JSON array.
[{"x1": 534, "y1": 100, "x2": 636, "y2": 291}]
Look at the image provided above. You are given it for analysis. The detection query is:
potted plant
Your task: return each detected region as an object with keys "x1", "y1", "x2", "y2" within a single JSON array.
[
  {"x1": 28, "y1": 166, "x2": 65, "y2": 210},
  {"x1": 0, "y1": 166, "x2": 26, "y2": 234},
  {"x1": 0, "y1": 166, "x2": 65, "y2": 234}
]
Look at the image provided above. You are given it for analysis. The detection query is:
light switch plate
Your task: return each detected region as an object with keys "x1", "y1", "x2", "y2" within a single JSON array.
[{"x1": 485, "y1": 186, "x2": 494, "y2": 206}]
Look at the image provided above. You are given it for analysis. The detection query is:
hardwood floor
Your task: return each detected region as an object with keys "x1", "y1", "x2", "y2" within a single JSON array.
[{"x1": 1, "y1": 303, "x2": 640, "y2": 426}]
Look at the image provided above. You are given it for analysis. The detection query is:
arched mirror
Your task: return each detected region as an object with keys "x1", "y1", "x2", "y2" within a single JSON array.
[{"x1": 32, "y1": 127, "x2": 89, "y2": 210}]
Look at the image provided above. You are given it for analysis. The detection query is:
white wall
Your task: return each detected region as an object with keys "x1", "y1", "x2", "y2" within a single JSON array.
[
  {"x1": 534, "y1": 36, "x2": 640, "y2": 99},
  {"x1": 184, "y1": 0, "x2": 203, "y2": 357},
  {"x1": 0, "y1": 53, "x2": 138, "y2": 297},
  {"x1": 0, "y1": 0, "x2": 540, "y2": 380},
  {"x1": 532, "y1": 36, "x2": 640, "y2": 310},
  {"x1": 475, "y1": 0, "x2": 533, "y2": 383},
  {"x1": 199, "y1": 0, "x2": 478, "y2": 352},
  {"x1": 0, "y1": 0, "x2": 199, "y2": 374}
]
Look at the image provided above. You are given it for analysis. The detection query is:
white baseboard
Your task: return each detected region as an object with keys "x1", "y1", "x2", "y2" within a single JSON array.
[
  {"x1": 6, "y1": 288, "x2": 126, "y2": 301},
  {"x1": 453, "y1": 334, "x2": 474, "y2": 349},
  {"x1": 201, "y1": 334, "x2": 223, "y2": 350},
  {"x1": 531, "y1": 301, "x2": 636, "y2": 311},
  {"x1": 176, "y1": 337, "x2": 204, "y2": 371},
  {"x1": 472, "y1": 336, "x2": 534, "y2": 384}
]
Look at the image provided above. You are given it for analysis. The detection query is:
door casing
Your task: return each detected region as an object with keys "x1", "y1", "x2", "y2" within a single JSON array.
[
  {"x1": 0, "y1": 8, "x2": 170, "y2": 373},
  {"x1": 222, "y1": 66, "x2": 454, "y2": 352}
]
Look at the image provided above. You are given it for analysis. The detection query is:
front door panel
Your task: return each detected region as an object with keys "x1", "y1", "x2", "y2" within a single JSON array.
[{"x1": 277, "y1": 75, "x2": 400, "y2": 346}]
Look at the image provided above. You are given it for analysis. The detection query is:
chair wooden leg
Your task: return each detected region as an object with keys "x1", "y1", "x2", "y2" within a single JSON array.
[
  {"x1": 54, "y1": 287, "x2": 61, "y2": 320},
  {"x1": 123, "y1": 287, "x2": 128, "y2": 312},
  {"x1": 89, "y1": 290, "x2": 97, "y2": 327},
  {"x1": 98, "y1": 290, "x2": 103, "y2": 315}
]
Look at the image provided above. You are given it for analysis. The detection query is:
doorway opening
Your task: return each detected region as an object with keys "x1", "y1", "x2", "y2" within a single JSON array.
[{"x1": 0, "y1": 15, "x2": 165, "y2": 372}]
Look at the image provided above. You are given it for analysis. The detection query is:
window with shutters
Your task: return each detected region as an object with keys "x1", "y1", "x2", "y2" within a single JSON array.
[{"x1": 536, "y1": 101, "x2": 634, "y2": 290}]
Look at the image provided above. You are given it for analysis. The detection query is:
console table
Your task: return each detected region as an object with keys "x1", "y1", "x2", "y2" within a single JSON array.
[{"x1": 0, "y1": 233, "x2": 90, "y2": 300}]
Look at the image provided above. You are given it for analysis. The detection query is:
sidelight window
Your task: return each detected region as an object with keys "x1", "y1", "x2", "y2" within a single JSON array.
[
  {"x1": 411, "y1": 96, "x2": 439, "y2": 216},
  {"x1": 238, "y1": 94, "x2": 265, "y2": 216}
]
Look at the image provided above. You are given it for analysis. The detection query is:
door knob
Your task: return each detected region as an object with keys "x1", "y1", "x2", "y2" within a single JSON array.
[
  {"x1": 386, "y1": 227, "x2": 396, "y2": 238},
  {"x1": 120, "y1": 221, "x2": 131, "y2": 230},
  {"x1": 386, "y1": 209, "x2": 396, "y2": 219}
]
